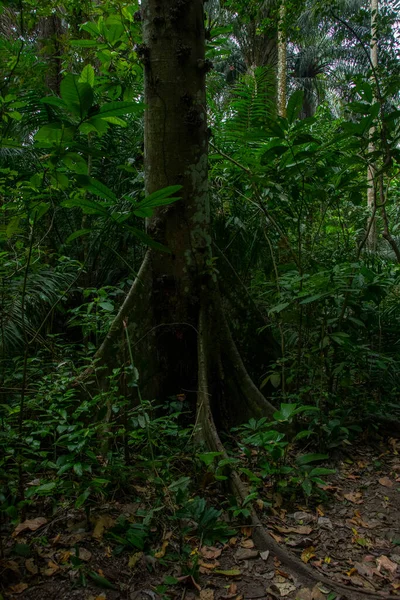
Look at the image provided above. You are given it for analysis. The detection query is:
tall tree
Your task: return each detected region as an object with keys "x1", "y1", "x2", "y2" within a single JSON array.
[
  {"x1": 86, "y1": 0, "x2": 276, "y2": 431},
  {"x1": 367, "y1": 0, "x2": 378, "y2": 250}
]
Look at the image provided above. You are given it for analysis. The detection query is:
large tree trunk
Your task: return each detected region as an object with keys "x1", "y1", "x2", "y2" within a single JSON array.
[{"x1": 80, "y1": 0, "x2": 277, "y2": 426}]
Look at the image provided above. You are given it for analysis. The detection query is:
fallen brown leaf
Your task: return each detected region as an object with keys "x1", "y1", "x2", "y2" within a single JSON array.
[
  {"x1": 344, "y1": 491, "x2": 363, "y2": 504},
  {"x1": 13, "y1": 517, "x2": 47, "y2": 537},
  {"x1": 240, "y1": 539, "x2": 254, "y2": 549},
  {"x1": 274, "y1": 525, "x2": 313, "y2": 535},
  {"x1": 301, "y1": 547, "x2": 316, "y2": 564},
  {"x1": 201, "y1": 546, "x2": 222, "y2": 559},
  {"x1": 376, "y1": 555, "x2": 397, "y2": 576},
  {"x1": 25, "y1": 558, "x2": 38, "y2": 575},
  {"x1": 199, "y1": 590, "x2": 214, "y2": 600},
  {"x1": 155, "y1": 540, "x2": 169, "y2": 559},
  {"x1": 378, "y1": 476, "x2": 393, "y2": 488},
  {"x1": 240, "y1": 526, "x2": 252, "y2": 538},
  {"x1": 42, "y1": 560, "x2": 59, "y2": 576},
  {"x1": 128, "y1": 552, "x2": 143, "y2": 568},
  {"x1": 9, "y1": 583, "x2": 29, "y2": 594},
  {"x1": 92, "y1": 515, "x2": 115, "y2": 540}
]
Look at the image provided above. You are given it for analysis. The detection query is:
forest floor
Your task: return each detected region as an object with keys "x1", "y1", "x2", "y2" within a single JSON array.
[{"x1": 1, "y1": 434, "x2": 399, "y2": 600}]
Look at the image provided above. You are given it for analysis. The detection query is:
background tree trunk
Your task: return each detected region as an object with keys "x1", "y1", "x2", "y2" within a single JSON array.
[
  {"x1": 277, "y1": 0, "x2": 287, "y2": 117},
  {"x1": 367, "y1": 0, "x2": 378, "y2": 250}
]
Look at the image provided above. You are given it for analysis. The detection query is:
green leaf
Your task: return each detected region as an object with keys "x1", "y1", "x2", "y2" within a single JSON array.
[
  {"x1": 301, "y1": 478, "x2": 313, "y2": 496},
  {"x1": 62, "y1": 153, "x2": 88, "y2": 174},
  {"x1": 296, "y1": 453, "x2": 328, "y2": 466},
  {"x1": 73, "y1": 463, "x2": 83, "y2": 477},
  {"x1": 88, "y1": 572, "x2": 117, "y2": 590},
  {"x1": 35, "y1": 482, "x2": 56, "y2": 494},
  {"x1": 75, "y1": 488, "x2": 90, "y2": 508},
  {"x1": 70, "y1": 39, "x2": 98, "y2": 47},
  {"x1": 164, "y1": 576, "x2": 179, "y2": 585},
  {"x1": 35, "y1": 123, "x2": 75, "y2": 144},
  {"x1": 61, "y1": 198, "x2": 109, "y2": 216},
  {"x1": 40, "y1": 96, "x2": 67, "y2": 109},
  {"x1": 101, "y1": 116, "x2": 127, "y2": 127},
  {"x1": 13, "y1": 543, "x2": 31, "y2": 557},
  {"x1": 99, "y1": 101, "x2": 144, "y2": 118},
  {"x1": 287, "y1": 90, "x2": 304, "y2": 124},
  {"x1": 75, "y1": 175, "x2": 117, "y2": 202},
  {"x1": 214, "y1": 569, "x2": 241, "y2": 576},
  {"x1": 60, "y1": 74, "x2": 94, "y2": 119},
  {"x1": 123, "y1": 225, "x2": 172, "y2": 253},
  {"x1": 79, "y1": 64, "x2": 95, "y2": 87},
  {"x1": 197, "y1": 452, "x2": 222, "y2": 466},
  {"x1": 273, "y1": 403, "x2": 296, "y2": 421},
  {"x1": 99, "y1": 301, "x2": 114, "y2": 312},
  {"x1": 269, "y1": 301, "x2": 290, "y2": 314},
  {"x1": 309, "y1": 467, "x2": 336, "y2": 477}
]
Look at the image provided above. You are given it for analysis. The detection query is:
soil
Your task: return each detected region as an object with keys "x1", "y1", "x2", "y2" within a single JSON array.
[{"x1": 1, "y1": 435, "x2": 399, "y2": 600}]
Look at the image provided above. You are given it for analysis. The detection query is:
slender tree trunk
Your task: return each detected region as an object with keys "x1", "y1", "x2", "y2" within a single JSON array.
[
  {"x1": 38, "y1": 14, "x2": 63, "y2": 95},
  {"x1": 367, "y1": 0, "x2": 378, "y2": 250},
  {"x1": 277, "y1": 0, "x2": 287, "y2": 118}
]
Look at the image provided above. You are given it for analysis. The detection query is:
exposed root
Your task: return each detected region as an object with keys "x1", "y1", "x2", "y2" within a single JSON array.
[
  {"x1": 215, "y1": 299, "x2": 277, "y2": 419},
  {"x1": 196, "y1": 306, "x2": 396, "y2": 600},
  {"x1": 73, "y1": 251, "x2": 153, "y2": 384}
]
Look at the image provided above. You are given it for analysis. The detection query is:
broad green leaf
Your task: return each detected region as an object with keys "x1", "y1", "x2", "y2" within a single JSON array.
[
  {"x1": 60, "y1": 74, "x2": 94, "y2": 119},
  {"x1": 101, "y1": 116, "x2": 127, "y2": 127},
  {"x1": 80, "y1": 117, "x2": 109, "y2": 135},
  {"x1": 75, "y1": 488, "x2": 90, "y2": 508},
  {"x1": 35, "y1": 123, "x2": 75, "y2": 144},
  {"x1": 70, "y1": 39, "x2": 98, "y2": 47},
  {"x1": 88, "y1": 572, "x2": 117, "y2": 590},
  {"x1": 123, "y1": 225, "x2": 171, "y2": 253},
  {"x1": 75, "y1": 175, "x2": 117, "y2": 202},
  {"x1": 301, "y1": 479, "x2": 313, "y2": 496},
  {"x1": 273, "y1": 403, "x2": 296, "y2": 421},
  {"x1": 197, "y1": 452, "x2": 222, "y2": 466},
  {"x1": 296, "y1": 453, "x2": 328, "y2": 466},
  {"x1": 98, "y1": 301, "x2": 114, "y2": 311},
  {"x1": 99, "y1": 101, "x2": 144, "y2": 118},
  {"x1": 65, "y1": 227, "x2": 89, "y2": 243},
  {"x1": 73, "y1": 463, "x2": 83, "y2": 477},
  {"x1": 40, "y1": 96, "x2": 67, "y2": 109},
  {"x1": 61, "y1": 198, "x2": 109, "y2": 216},
  {"x1": 35, "y1": 482, "x2": 56, "y2": 494},
  {"x1": 79, "y1": 64, "x2": 95, "y2": 87},
  {"x1": 62, "y1": 153, "x2": 88, "y2": 174},
  {"x1": 309, "y1": 467, "x2": 336, "y2": 477}
]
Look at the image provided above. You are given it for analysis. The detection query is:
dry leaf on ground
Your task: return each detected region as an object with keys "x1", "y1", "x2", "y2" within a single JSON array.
[
  {"x1": 92, "y1": 515, "x2": 115, "y2": 540},
  {"x1": 13, "y1": 517, "x2": 47, "y2": 537},
  {"x1": 378, "y1": 477, "x2": 393, "y2": 488},
  {"x1": 128, "y1": 552, "x2": 143, "y2": 568},
  {"x1": 343, "y1": 491, "x2": 363, "y2": 504},
  {"x1": 9, "y1": 583, "x2": 29, "y2": 594},
  {"x1": 240, "y1": 539, "x2": 254, "y2": 549},
  {"x1": 301, "y1": 547, "x2": 316, "y2": 563},
  {"x1": 274, "y1": 525, "x2": 313, "y2": 535},
  {"x1": 377, "y1": 555, "x2": 398, "y2": 576},
  {"x1": 269, "y1": 582, "x2": 296, "y2": 597},
  {"x1": 25, "y1": 558, "x2": 38, "y2": 575},
  {"x1": 199, "y1": 590, "x2": 214, "y2": 600},
  {"x1": 200, "y1": 546, "x2": 222, "y2": 559},
  {"x1": 155, "y1": 540, "x2": 169, "y2": 558}
]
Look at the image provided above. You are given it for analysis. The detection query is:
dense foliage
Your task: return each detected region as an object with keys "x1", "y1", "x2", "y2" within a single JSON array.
[{"x1": 0, "y1": 0, "x2": 400, "y2": 577}]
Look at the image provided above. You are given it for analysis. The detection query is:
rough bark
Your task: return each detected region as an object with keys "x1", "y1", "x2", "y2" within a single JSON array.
[
  {"x1": 366, "y1": 0, "x2": 378, "y2": 251},
  {"x1": 277, "y1": 0, "x2": 287, "y2": 117}
]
